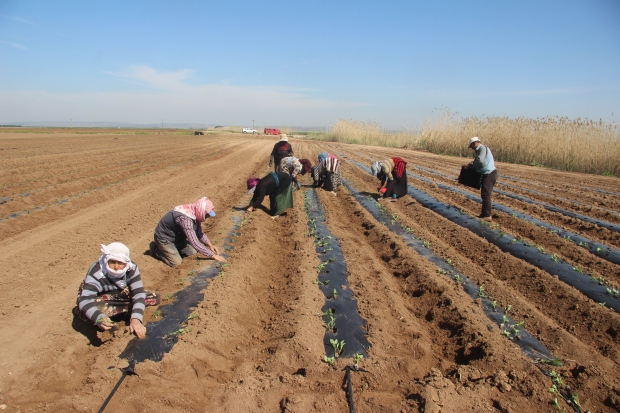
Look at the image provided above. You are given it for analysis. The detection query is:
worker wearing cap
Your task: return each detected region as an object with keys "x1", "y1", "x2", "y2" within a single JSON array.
[
  {"x1": 150, "y1": 196, "x2": 226, "y2": 266},
  {"x1": 466, "y1": 137, "x2": 497, "y2": 221}
]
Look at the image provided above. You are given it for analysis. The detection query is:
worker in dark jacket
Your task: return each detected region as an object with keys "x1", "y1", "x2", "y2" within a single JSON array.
[
  {"x1": 246, "y1": 172, "x2": 293, "y2": 218},
  {"x1": 269, "y1": 134, "x2": 293, "y2": 171}
]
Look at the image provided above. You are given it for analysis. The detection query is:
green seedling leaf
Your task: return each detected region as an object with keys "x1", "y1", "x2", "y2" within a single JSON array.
[
  {"x1": 323, "y1": 355, "x2": 335, "y2": 366},
  {"x1": 153, "y1": 310, "x2": 162, "y2": 319},
  {"x1": 477, "y1": 285, "x2": 487, "y2": 298}
]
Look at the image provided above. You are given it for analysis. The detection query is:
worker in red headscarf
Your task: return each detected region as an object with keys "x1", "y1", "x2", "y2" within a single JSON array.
[{"x1": 150, "y1": 197, "x2": 226, "y2": 267}]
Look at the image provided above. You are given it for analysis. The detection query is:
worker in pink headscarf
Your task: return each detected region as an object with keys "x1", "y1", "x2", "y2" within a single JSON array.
[{"x1": 150, "y1": 197, "x2": 226, "y2": 267}]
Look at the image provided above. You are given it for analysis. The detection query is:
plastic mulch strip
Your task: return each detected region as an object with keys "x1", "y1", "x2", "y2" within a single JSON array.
[
  {"x1": 347, "y1": 160, "x2": 620, "y2": 313},
  {"x1": 303, "y1": 188, "x2": 371, "y2": 359}
]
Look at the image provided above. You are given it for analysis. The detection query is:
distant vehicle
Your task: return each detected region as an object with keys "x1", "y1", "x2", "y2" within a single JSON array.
[
  {"x1": 243, "y1": 128, "x2": 258, "y2": 134},
  {"x1": 264, "y1": 128, "x2": 281, "y2": 135},
  {"x1": 194, "y1": 131, "x2": 204, "y2": 135}
]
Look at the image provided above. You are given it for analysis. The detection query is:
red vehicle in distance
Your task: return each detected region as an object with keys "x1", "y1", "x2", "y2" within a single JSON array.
[{"x1": 264, "y1": 128, "x2": 281, "y2": 135}]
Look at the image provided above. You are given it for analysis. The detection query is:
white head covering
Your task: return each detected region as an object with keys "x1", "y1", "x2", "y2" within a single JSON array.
[
  {"x1": 100, "y1": 242, "x2": 133, "y2": 280},
  {"x1": 468, "y1": 137, "x2": 481, "y2": 147},
  {"x1": 370, "y1": 161, "x2": 382, "y2": 176},
  {"x1": 279, "y1": 134, "x2": 288, "y2": 141}
]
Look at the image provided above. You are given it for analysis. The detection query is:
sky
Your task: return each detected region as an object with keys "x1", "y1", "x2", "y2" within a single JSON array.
[{"x1": 0, "y1": 0, "x2": 619, "y2": 129}]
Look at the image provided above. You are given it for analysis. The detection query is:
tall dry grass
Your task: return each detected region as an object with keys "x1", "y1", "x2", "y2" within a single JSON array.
[{"x1": 313, "y1": 112, "x2": 620, "y2": 176}]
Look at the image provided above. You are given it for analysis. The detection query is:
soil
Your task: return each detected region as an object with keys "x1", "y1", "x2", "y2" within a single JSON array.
[{"x1": 1, "y1": 130, "x2": 619, "y2": 412}]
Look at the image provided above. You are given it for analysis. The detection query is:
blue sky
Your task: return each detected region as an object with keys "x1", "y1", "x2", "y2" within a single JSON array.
[{"x1": 1, "y1": 0, "x2": 619, "y2": 128}]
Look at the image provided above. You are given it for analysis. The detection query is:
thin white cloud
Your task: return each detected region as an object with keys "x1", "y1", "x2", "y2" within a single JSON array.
[
  {"x1": 104, "y1": 66, "x2": 194, "y2": 91},
  {"x1": 0, "y1": 40, "x2": 27, "y2": 50},
  {"x1": 0, "y1": 86, "x2": 367, "y2": 126},
  {"x1": 0, "y1": 14, "x2": 36, "y2": 26}
]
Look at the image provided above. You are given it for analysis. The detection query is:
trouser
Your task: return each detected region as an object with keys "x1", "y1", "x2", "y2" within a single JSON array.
[
  {"x1": 151, "y1": 238, "x2": 198, "y2": 267},
  {"x1": 480, "y1": 169, "x2": 498, "y2": 217}
]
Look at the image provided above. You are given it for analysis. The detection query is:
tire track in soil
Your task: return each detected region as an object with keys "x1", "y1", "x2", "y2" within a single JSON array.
[{"x1": 300, "y1": 146, "x2": 557, "y2": 412}]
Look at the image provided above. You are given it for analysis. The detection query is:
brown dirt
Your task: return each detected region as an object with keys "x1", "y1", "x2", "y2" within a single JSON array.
[{"x1": 1, "y1": 131, "x2": 619, "y2": 412}]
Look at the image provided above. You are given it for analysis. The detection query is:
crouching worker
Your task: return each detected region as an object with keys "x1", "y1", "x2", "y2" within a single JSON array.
[
  {"x1": 151, "y1": 196, "x2": 227, "y2": 266},
  {"x1": 246, "y1": 172, "x2": 293, "y2": 218},
  {"x1": 75, "y1": 243, "x2": 160, "y2": 339},
  {"x1": 371, "y1": 157, "x2": 408, "y2": 201},
  {"x1": 312, "y1": 152, "x2": 341, "y2": 195},
  {"x1": 278, "y1": 156, "x2": 312, "y2": 189}
]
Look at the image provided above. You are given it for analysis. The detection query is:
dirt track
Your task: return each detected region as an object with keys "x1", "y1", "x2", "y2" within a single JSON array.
[{"x1": 1, "y1": 130, "x2": 619, "y2": 412}]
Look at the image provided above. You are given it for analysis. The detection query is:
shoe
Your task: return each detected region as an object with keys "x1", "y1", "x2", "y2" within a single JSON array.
[
  {"x1": 149, "y1": 242, "x2": 157, "y2": 257},
  {"x1": 479, "y1": 216, "x2": 492, "y2": 222}
]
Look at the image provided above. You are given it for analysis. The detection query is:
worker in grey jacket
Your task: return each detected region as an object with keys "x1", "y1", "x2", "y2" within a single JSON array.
[{"x1": 466, "y1": 137, "x2": 497, "y2": 221}]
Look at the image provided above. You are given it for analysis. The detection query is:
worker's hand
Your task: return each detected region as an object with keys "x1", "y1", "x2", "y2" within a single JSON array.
[
  {"x1": 246, "y1": 206, "x2": 254, "y2": 213},
  {"x1": 377, "y1": 186, "x2": 383, "y2": 192},
  {"x1": 212, "y1": 254, "x2": 227, "y2": 263},
  {"x1": 211, "y1": 245, "x2": 220, "y2": 255},
  {"x1": 97, "y1": 315, "x2": 116, "y2": 330},
  {"x1": 129, "y1": 318, "x2": 147, "y2": 339}
]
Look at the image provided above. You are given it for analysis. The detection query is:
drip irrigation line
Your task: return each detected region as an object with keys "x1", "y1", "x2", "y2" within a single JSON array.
[
  {"x1": 346, "y1": 160, "x2": 620, "y2": 313},
  {"x1": 98, "y1": 361, "x2": 137, "y2": 413},
  {"x1": 354, "y1": 152, "x2": 620, "y2": 265}
]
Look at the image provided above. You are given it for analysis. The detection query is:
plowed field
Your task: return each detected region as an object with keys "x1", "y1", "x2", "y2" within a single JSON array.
[{"x1": 1, "y1": 130, "x2": 619, "y2": 412}]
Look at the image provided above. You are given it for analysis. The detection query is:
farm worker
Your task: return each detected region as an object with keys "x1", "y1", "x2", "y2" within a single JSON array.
[
  {"x1": 246, "y1": 171, "x2": 293, "y2": 218},
  {"x1": 150, "y1": 196, "x2": 227, "y2": 267},
  {"x1": 371, "y1": 157, "x2": 408, "y2": 201},
  {"x1": 269, "y1": 134, "x2": 294, "y2": 171},
  {"x1": 278, "y1": 156, "x2": 312, "y2": 189},
  {"x1": 465, "y1": 137, "x2": 497, "y2": 221},
  {"x1": 312, "y1": 152, "x2": 341, "y2": 195},
  {"x1": 75, "y1": 242, "x2": 160, "y2": 339}
]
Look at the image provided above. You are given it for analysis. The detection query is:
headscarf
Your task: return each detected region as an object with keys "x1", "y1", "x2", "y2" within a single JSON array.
[
  {"x1": 280, "y1": 134, "x2": 288, "y2": 141},
  {"x1": 371, "y1": 161, "x2": 382, "y2": 176},
  {"x1": 318, "y1": 152, "x2": 329, "y2": 163},
  {"x1": 99, "y1": 242, "x2": 134, "y2": 283},
  {"x1": 247, "y1": 177, "x2": 260, "y2": 194},
  {"x1": 173, "y1": 196, "x2": 215, "y2": 223},
  {"x1": 299, "y1": 159, "x2": 312, "y2": 174}
]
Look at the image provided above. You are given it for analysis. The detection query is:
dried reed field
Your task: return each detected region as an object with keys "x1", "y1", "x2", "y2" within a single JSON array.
[
  {"x1": 316, "y1": 112, "x2": 620, "y2": 176},
  {"x1": 1, "y1": 129, "x2": 619, "y2": 412}
]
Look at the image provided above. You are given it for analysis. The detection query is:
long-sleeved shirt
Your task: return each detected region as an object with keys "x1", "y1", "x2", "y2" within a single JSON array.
[
  {"x1": 250, "y1": 172, "x2": 292, "y2": 208},
  {"x1": 77, "y1": 261, "x2": 146, "y2": 324},
  {"x1": 154, "y1": 210, "x2": 214, "y2": 257},
  {"x1": 470, "y1": 144, "x2": 496, "y2": 174}
]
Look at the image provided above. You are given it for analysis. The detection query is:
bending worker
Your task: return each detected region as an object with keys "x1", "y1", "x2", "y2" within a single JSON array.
[
  {"x1": 466, "y1": 137, "x2": 497, "y2": 221},
  {"x1": 150, "y1": 196, "x2": 226, "y2": 266},
  {"x1": 371, "y1": 157, "x2": 408, "y2": 201},
  {"x1": 246, "y1": 171, "x2": 293, "y2": 218}
]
